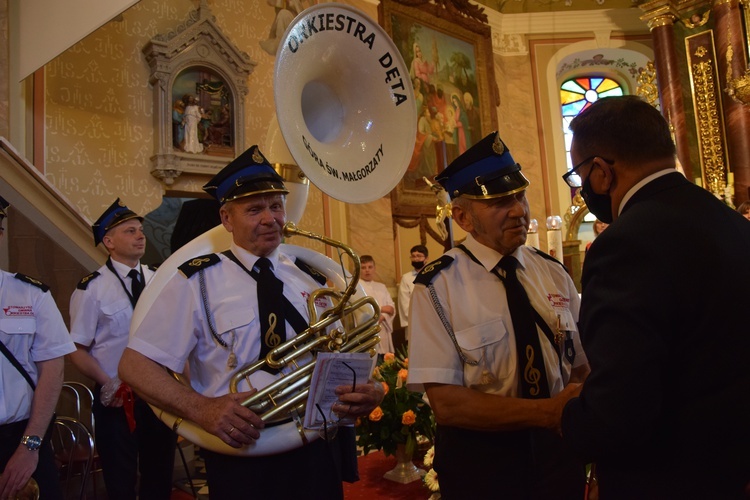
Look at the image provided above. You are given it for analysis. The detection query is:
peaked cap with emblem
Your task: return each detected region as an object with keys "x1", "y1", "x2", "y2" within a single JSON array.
[
  {"x1": 203, "y1": 145, "x2": 289, "y2": 204},
  {"x1": 92, "y1": 198, "x2": 143, "y2": 246},
  {"x1": 436, "y1": 131, "x2": 529, "y2": 200},
  {"x1": 0, "y1": 195, "x2": 9, "y2": 220}
]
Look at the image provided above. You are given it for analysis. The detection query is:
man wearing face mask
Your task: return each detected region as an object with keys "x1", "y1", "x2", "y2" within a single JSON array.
[
  {"x1": 397, "y1": 245, "x2": 428, "y2": 334},
  {"x1": 560, "y1": 96, "x2": 750, "y2": 498}
]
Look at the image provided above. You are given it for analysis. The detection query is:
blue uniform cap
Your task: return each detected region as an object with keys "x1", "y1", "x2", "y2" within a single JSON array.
[
  {"x1": 436, "y1": 131, "x2": 529, "y2": 200},
  {"x1": 203, "y1": 145, "x2": 288, "y2": 204},
  {"x1": 0, "y1": 195, "x2": 8, "y2": 219},
  {"x1": 92, "y1": 198, "x2": 143, "y2": 246}
]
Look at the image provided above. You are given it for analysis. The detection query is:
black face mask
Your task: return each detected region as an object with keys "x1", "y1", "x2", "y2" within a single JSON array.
[
  {"x1": 411, "y1": 260, "x2": 425, "y2": 270},
  {"x1": 580, "y1": 175, "x2": 613, "y2": 224}
]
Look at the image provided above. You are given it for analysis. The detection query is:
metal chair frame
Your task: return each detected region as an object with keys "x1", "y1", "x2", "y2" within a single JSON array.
[{"x1": 51, "y1": 416, "x2": 94, "y2": 500}]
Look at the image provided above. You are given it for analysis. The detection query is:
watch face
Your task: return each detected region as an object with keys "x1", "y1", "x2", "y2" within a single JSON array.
[{"x1": 22, "y1": 435, "x2": 42, "y2": 450}]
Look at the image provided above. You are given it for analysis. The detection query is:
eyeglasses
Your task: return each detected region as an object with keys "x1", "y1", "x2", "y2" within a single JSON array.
[
  {"x1": 562, "y1": 156, "x2": 595, "y2": 188},
  {"x1": 315, "y1": 362, "x2": 356, "y2": 442},
  {"x1": 315, "y1": 403, "x2": 340, "y2": 442},
  {"x1": 562, "y1": 156, "x2": 614, "y2": 188}
]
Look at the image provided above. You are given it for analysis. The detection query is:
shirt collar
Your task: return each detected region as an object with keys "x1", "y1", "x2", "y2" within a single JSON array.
[
  {"x1": 462, "y1": 234, "x2": 526, "y2": 272},
  {"x1": 230, "y1": 242, "x2": 280, "y2": 272},
  {"x1": 618, "y1": 168, "x2": 676, "y2": 216},
  {"x1": 109, "y1": 258, "x2": 140, "y2": 279}
]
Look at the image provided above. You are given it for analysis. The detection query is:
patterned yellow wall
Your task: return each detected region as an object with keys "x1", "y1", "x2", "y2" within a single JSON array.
[{"x1": 43, "y1": 0, "x2": 396, "y2": 281}]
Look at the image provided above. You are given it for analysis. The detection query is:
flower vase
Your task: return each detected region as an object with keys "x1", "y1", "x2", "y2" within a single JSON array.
[{"x1": 383, "y1": 444, "x2": 425, "y2": 484}]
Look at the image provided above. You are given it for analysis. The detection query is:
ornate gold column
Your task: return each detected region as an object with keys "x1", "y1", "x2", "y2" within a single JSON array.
[
  {"x1": 641, "y1": 8, "x2": 694, "y2": 181},
  {"x1": 713, "y1": 0, "x2": 750, "y2": 204}
]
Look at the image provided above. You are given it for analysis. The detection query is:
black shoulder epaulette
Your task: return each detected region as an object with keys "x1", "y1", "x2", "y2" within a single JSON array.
[
  {"x1": 76, "y1": 271, "x2": 101, "y2": 290},
  {"x1": 15, "y1": 273, "x2": 50, "y2": 292},
  {"x1": 178, "y1": 254, "x2": 221, "y2": 278},
  {"x1": 414, "y1": 256, "x2": 454, "y2": 286},
  {"x1": 295, "y1": 258, "x2": 327, "y2": 286},
  {"x1": 531, "y1": 247, "x2": 568, "y2": 272},
  {"x1": 147, "y1": 264, "x2": 158, "y2": 272}
]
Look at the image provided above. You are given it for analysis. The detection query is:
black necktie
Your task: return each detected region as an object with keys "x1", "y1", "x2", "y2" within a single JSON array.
[
  {"x1": 498, "y1": 256, "x2": 550, "y2": 399},
  {"x1": 255, "y1": 258, "x2": 286, "y2": 367},
  {"x1": 128, "y1": 269, "x2": 144, "y2": 305}
]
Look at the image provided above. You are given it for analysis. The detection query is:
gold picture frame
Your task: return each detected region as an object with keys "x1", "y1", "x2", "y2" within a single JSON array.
[{"x1": 380, "y1": 0, "x2": 499, "y2": 217}]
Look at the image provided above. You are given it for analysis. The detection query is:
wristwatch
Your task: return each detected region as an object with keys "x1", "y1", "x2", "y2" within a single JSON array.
[{"x1": 20, "y1": 435, "x2": 42, "y2": 451}]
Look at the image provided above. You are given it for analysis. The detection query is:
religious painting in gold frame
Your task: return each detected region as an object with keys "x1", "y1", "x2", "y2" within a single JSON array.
[{"x1": 380, "y1": 0, "x2": 499, "y2": 217}]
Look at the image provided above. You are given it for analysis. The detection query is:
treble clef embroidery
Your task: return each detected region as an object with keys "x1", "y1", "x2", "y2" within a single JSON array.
[
  {"x1": 524, "y1": 344, "x2": 541, "y2": 396},
  {"x1": 264, "y1": 313, "x2": 282, "y2": 348}
]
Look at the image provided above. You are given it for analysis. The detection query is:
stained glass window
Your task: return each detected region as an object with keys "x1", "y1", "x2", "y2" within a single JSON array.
[{"x1": 561, "y1": 76, "x2": 623, "y2": 188}]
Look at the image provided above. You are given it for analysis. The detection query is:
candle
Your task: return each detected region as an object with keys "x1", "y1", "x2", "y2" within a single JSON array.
[
  {"x1": 546, "y1": 216, "x2": 563, "y2": 260},
  {"x1": 525, "y1": 219, "x2": 539, "y2": 248}
]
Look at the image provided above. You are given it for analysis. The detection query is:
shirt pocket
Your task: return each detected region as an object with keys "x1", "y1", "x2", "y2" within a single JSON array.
[
  {"x1": 100, "y1": 298, "x2": 132, "y2": 332},
  {"x1": 455, "y1": 317, "x2": 513, "y2": 387},
  {"x1": 556, "y1": 309, "x2": 577, "y2": 333},
  {"x1": 214, "y1": 307, "x2": 255, "y2": 336},
  {"x1": 0, "y1": 317, "x2": 36, "y2": 335}
]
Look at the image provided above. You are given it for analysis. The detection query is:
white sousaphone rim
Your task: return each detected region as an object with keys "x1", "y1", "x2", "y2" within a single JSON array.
[{"x1": 274, "y1": 2, "x2": 416, "y2": 204}]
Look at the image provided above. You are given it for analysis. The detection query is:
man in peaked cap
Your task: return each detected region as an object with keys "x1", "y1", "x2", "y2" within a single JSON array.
[
  {"x1": 120, "y1": 146, "x2": 384, "y2": 499},
  {"x1": 68, "y1": 198, "x2": 176, "y2": 500},
  {"x1": 0, "y1": 195, "x2": 74, "y2": 500},
  {"x1": 406, "y1": 132, "x2": 590, "y2": 498}
]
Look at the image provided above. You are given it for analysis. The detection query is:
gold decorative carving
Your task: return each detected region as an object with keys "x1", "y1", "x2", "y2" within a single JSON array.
[
  {"x1": 724, "y1": 8, "x2": 750, "y2": 105},
  {"x1": 636, "y1": 61, "x2": 659, "y2": 106},
  {"x1": 681, "y1": 10, "x2": 711, "y2": 28},
  {"x1": 686, "y1": 32, "x2": 730, "y2": 197},
  {"x1": 695, "y1": 46, "x2": 708, "y2": 57},
  {"x1": 648, "y1": 14, "x2": 676, "y2": 30},
  {"x1": 563, "y1": 190, "x2": 587, "y2": 242}
]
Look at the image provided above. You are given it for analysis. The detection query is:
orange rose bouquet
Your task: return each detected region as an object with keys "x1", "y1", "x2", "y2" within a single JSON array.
[{"x1": 355, "y1": 347, "x2": 434, "y2": 458}]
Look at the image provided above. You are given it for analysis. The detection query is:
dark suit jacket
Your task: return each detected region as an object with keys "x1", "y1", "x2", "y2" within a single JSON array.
[{"x1": 562, "y1": 172, "x2": 750, "y2": 499}]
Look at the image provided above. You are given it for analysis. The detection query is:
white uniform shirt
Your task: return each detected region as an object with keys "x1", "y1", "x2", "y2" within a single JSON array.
[
  {"x1": 128, "y1": 243, "x2": 329, "y2": 398},
  {"x1": 360, "y1": 280, "x2": 395, "y2": 354},
  {"x1": 407, "y1": 235, "x2": 587, "y2": 397},
  {"x1": 69, "y1": 259, "x2": 155, "y2": 378},
  {"x1": 0, "y1": 270, "x2": 74, "y2": 424},
  {"x1": 397, "y1": 270, "x2": 418, "y2": 328}
]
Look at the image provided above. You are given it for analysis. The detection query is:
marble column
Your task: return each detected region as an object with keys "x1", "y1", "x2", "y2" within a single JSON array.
[
  {"x1": 647, "y1": 14, "x2": 694, "y2": 182},
  {"x1": 713, "y1": 0, "x2": 750, "y2": 204}
]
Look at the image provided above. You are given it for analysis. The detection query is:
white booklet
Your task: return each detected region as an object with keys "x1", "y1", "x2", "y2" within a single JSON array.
[{"x1": 303, "y1": 352, "x2": 375, "y2": 429}]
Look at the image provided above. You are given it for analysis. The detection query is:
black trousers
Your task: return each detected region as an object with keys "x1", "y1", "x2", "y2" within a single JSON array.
[
  {"x1": 0, "y1": 417, "x2": 62, "y2": 500},
  {"x1": 434, "y1": 425, "x2": 585, "y2": 500},
  {"x1": 202, "y1": 435, "x2": 351, "y2": 500},
  {"x1": 93, "y1": 386, "x2": 177, "y2": 500}
]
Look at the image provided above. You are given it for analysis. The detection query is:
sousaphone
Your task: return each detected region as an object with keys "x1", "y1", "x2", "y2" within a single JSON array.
[{"x1": 130, "y1": 2, "x2": 416, "y2": 456}]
